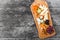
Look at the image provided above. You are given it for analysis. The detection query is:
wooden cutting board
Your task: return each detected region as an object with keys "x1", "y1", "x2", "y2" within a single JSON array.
[{"x1": 30, "y1": 0, "x2": 56, "y2": 39}]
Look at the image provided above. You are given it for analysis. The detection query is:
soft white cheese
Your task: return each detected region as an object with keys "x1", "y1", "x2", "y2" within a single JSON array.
[
  {"x1": 37, "y1": 18, "x2": 44, "y2": 24},
  {"x1": 40, "y1": 8, "x2": 48, "y2": 15},
  {"x1": 37, "y1": 18, "x2": 40, "y2": 24},
  {"x1": 40, "y1": 16, "x2": 43, "y2": 19},
  {"x1": 39, "y1": 5, "x2": 44, "y2": 10},
  {"x1": 44, "y1": 11, "x2": 48, "y2": 21}
]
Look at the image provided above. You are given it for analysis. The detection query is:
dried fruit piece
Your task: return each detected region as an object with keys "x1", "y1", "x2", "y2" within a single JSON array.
[{"x1": 45, "y1": 20, "x2": 49, "y2": 25}]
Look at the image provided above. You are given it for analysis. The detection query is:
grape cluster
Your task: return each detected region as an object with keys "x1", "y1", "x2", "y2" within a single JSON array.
[{"x1": 46, "y1": 26, "x2": 54, "y2": 34}]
